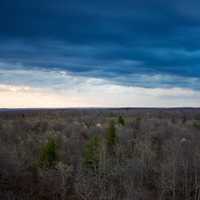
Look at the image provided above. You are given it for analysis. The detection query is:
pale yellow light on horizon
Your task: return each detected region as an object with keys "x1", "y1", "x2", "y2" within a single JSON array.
[
  {"x1": 1, "y1": 84, "x2": 200, "y2": 108},
  {"x1": 0, "y1": 85, "x2": 90, "y2": 108}
]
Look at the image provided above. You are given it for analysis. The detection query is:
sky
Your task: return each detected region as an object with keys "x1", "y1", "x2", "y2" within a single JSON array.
[{"x1": 0, "y1": 0, "x2": 200, "y2": 108}]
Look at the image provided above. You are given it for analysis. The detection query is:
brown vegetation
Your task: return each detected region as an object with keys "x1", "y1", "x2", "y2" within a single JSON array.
[{"x1": 0, "y1": 108, "x2": 200, "y2": 200}]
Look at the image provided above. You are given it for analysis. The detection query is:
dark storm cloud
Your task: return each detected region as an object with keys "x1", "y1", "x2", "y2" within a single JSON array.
[{"x1": 0, "y1": 0, "x2": 200, "y2": 89}]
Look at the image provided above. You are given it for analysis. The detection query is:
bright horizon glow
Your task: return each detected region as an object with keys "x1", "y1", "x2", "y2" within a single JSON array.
[
  {"x1": 1, "y1": 66, "x2": 200, "y2": 108},
  {"x1": 1, "y1": 84, "x2": 200, "y2": 108}
]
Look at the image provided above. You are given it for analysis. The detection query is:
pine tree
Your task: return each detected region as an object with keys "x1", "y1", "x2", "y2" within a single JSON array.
[
  {"x1": 83, "y1": 135, "x2": 101, "y2": 171},
  {"x1": 118, "y1": 115, "x2": 125, "y2": 126},
  {"x1": 39, "y1": 136, "x2": 58, "y2": 168},
  {"x1": 106, "y1": 120, "x2": 118, "y2": 152}
]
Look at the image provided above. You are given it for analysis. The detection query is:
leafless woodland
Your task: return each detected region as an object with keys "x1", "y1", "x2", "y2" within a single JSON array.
[{"x1": 1, "y1": 108, "x2": 200, "y2": 200}]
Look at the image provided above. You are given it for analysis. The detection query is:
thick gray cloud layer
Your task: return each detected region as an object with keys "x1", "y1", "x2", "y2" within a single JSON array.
[{"x1": 0, "y1": 0, "x2": 200, "y2": 91}]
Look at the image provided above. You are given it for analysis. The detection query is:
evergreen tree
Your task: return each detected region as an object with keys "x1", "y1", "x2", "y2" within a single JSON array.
[
  {"x1": 106, "y1": 120, "x2": 118, "y2": 150},
  {"x1": 39, "y1": 136, "x2": 58, "y2": 168},
  {"x1": 83, "y1": 135, "x2": 101, "y2": 171},
  {"x1": 118, "y1": 115, "x2": 125, "y2": 126}
]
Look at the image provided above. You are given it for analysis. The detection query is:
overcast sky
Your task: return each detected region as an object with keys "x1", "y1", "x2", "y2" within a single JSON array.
[{"x1": 0, "y1": 0, "x2": 200, "y2": 108}]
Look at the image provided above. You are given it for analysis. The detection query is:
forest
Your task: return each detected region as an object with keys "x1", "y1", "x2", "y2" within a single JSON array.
[{"x1": 1, "y1": 108, "x2": 200, "y2": 200}]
